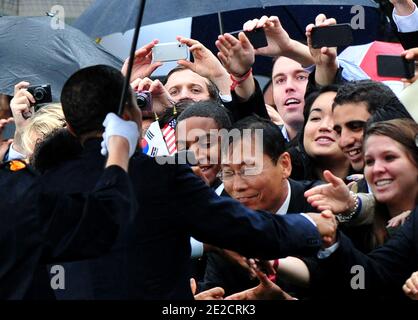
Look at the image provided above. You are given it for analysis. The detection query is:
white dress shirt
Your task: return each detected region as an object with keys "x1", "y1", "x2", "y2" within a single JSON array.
[{"x1": 393, "y1": 3, "x2": 418, "y2": 33}]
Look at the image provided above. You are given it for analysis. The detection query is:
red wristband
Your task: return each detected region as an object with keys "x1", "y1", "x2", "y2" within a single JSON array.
[{"x1": 230, "y1": 68, "x2": 252, "y2": 91}]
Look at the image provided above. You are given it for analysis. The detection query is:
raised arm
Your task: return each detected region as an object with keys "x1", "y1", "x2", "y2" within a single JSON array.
[{"x1": 243, "y1": 15, "x2": 314, "y2": 67}]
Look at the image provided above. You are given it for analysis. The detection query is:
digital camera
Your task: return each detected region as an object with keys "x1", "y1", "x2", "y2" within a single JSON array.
[
  {"x1": 136, "y1": 90, "x2": 152, "y2": 111},
  {"x1": 27, "y1": 84, "x2": 52, "y2": 105}
]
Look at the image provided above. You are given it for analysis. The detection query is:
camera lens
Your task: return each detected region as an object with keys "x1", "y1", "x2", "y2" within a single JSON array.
[
  {"x1": 136, "y1": 91, "x2": 152, "y2": 110},
  {"x1": 33, "y1": 88, "x2": 46, "y2": 101}
]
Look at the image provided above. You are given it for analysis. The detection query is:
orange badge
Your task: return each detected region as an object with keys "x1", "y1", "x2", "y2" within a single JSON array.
[{"x1": 9, "y1": 160, "x2": 26, "y2": 171}]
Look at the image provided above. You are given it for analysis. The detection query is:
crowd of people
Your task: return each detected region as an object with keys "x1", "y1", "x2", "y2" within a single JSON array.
[{"x1": 0, "y1": 0, "x2": 418, "y2": 300}]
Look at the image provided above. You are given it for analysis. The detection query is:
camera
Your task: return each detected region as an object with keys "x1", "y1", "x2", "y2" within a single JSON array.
[
  {"x1": 136, "y1": 90, "x2": 152, "y2": 111},
  {"x1": 27, "y1": 84, "x2": 52, "y2": 105}
]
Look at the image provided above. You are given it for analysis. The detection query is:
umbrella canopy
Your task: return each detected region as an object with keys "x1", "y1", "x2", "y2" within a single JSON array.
[
  {"x1": 0, "y1": 0, "x2": 93, "y2": 20},
  {"x1": 0, "y1": 16, "x2": 122, "y2": 101},
  {"x1": 74, "y1": 0, "x2": 378, "y2": 38}
]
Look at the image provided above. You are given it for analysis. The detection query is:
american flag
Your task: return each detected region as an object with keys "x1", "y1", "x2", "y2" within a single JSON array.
[{"x1": 162, "y1": 118, "x2": 177, "y2": 155}]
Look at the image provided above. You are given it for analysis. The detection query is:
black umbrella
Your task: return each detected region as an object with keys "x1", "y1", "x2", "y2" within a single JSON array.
[
  {"x1": 0, "y1": 16, "x2": 123, "y2": 101},
  {"x1": 74, "y1": 0, "x2": 378, "y2": 38}
]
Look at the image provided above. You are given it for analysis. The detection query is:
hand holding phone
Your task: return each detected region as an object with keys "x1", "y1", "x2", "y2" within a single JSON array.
[
  {"x1": 377, "y1": 55, "x2": 415, "y2": 79},
  {"x1": 310, "y1": 24, "x2": 353, "y2": 49},
  {"x1": 230, "y1": 28, "x2": 268, "y2": 49},
  {"x1": 152, "y1": 42, "x2": 189, "y2": 63}
]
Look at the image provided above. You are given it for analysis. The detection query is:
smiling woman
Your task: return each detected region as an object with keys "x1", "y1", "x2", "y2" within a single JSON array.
[
  {"x1": 289, "y1": 84, "x2": 351, "y2": 182},
  {"x1": 364, "y1": 119, "x2": 418, "y2": 219}
]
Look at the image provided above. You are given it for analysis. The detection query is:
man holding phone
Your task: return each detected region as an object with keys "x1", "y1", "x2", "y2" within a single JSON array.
[{"x1": 222, "y1": 15, "x2": 338, "y2": 142}]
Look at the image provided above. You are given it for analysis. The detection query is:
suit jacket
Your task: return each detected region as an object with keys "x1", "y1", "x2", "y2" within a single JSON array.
[
  {"x1": 201, "y1": 178, "x2": 321, "y2": 295},
  {"x1": 128, "y1": 154, "x2": 322, "y2": 300},
  {"x1": 31, "y1": 135, "x2": 321, "y2": 300},
  {"x1": 0, "y1": 156, "x2": 131, "y2": 299},
  {"x1": 310, "y1": 207, "x2": 418, "y2": 299},
  {"x1": 223, "y1": 78, "x2": 270, "y2": 122}
]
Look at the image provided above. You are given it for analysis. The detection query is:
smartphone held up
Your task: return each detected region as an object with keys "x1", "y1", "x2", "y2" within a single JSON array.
[
  {"x1": 152, "y1": 42, "x2": 189, "y2": 63},
  {"x1": 377, "y1": 55, "x2": 415, "y2": 79},
  {"x1": 310, "y1": 23, "x2": 353, "y2": 49},
  {"x1": 230, "y1": 28, "x2": 268, "y2": 49}
]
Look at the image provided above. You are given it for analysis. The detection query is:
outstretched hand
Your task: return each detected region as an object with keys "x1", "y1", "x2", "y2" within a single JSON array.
[
  {"x1": 403, "y1": 271, "x2": 418, "y2": 300},
  {"x1": 191, "y1": 278, "x2": 225, "y2": 300},
  {"x1": 225, "y1": 269, "x2": 295, "y2": 300},
  {"x1": 216, "y1": 32, "x2": 255, "y2": 78},
  {"x1": 305, "y1": 170, "x2": 354, "y2": 214}
]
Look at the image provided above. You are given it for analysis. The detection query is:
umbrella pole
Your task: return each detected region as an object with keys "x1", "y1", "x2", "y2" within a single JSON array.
[
  {"x1": 118, "y1": 0, "x2": 146, "y2": 116},
  {"x1": 217, "y1": 12, "x2": 224, "y2": 35}
]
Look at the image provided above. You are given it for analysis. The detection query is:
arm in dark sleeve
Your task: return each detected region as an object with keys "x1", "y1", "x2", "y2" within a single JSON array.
[
  {"x1": 39, "y1": 165, "x2": 135, "y2": 262},
  {"x1": 305, "y1": 65, "x2": 347, "y2": 98},
  {"x1": 398, "y1": 31, "x2": 418, "y2": 49},
  {"x1": 223, "y1": 78, "x2": 270, "y2": 122},
  {"x1": 174, "y1": 163, "x2": 321, "y2": 260},
  {"x1": 309, "y1": 211, "x2": 417, "y2": 299}
]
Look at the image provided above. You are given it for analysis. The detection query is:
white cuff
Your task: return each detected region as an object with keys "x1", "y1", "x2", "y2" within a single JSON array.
[
  {"x1": 393, "y1": 4, "x2": 418, "y2": 33},
  {"x1": 219, "y1": 94, "x2": 232, "y2": 103},
  {"x1": 190, "y1": 237, "x2": 204, "y2": 259},
  {"x1": 300, "y1": 213, "x2": 316, "y2": 227},
  {"x1": 317, "y1": 242, "x2": 340, "y2": 259}
]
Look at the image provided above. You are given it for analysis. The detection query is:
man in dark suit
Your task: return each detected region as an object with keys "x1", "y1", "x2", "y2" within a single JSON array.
[
  {"x1": 36, "y1": 64, "x2": 336, "y2": 300},
  {"x1": 309, "y1": 205, "x2": 418, "y2": 299},
  {"x1": 0, "y1": 115, "x2": 139, "y2": 299},
  {"x1": 201, "y1": 115, "x2": 320, "y2": 295}
]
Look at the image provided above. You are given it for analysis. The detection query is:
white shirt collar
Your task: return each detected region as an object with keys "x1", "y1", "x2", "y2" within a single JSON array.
[
  {"x1": 275, "y1": 180, "x2": 291, "y2": 216},
  {"x1": 215, "y1": 183, "x2": 224, "y2": 196},
  {"x1": 6, "y1": 144, "x2": 26, "y2": 161},
  {"x1": 281, "y1": 126, "x2": 290, "y2": 142}
]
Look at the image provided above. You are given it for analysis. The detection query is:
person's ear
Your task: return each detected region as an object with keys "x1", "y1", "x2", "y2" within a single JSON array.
[{"x1": 278, "y1": 152, "x2": 292, "y2": 179}]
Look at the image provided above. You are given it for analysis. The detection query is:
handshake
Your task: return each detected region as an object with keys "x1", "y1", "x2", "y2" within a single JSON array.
[{"x1": 305, "y1": 210, "x2": 338, "y2": 248}]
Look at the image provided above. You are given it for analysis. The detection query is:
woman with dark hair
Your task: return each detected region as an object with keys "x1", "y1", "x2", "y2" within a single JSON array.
[
  {"x1": 307, "y1": 118, "x2": 418, "y2": 249},
  {"x1": 288, "y1": 85, "x2": 351, "y2": 181}
]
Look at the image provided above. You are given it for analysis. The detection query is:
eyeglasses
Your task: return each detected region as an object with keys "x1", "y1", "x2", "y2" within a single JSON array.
[{"x1": 218, "y1": 164, "x2": 272, "y2": 182}]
